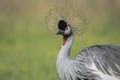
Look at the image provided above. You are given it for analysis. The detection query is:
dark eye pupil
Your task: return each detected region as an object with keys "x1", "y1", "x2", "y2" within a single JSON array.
[{"x1": 58, "y1": 20, "x2": 67, "y2": 30}]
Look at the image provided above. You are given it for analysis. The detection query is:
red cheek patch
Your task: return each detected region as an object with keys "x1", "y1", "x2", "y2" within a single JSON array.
[{"x1": 62, "y1": 39, "x2": 67, "y2": 45}]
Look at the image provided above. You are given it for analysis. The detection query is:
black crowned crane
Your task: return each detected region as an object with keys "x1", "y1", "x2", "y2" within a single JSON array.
[{"x1": 55, "y1": 20, "x2": 120, "y2": 80}]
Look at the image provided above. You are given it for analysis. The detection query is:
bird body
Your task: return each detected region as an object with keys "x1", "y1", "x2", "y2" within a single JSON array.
[{"x1": 56, "y1": 20, "x2": 120, "y2": 80}]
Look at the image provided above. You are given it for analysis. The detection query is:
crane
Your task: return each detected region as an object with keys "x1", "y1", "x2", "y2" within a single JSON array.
[{"x1": 56, "y1": 20, "x2": 120, "y2": 80}]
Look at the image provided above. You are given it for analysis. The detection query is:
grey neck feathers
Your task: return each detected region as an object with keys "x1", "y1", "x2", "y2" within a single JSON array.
[
  {"x1": 57, "y1": 35, "x2": 74, "y2": 80},
  {"x1": 57, "y1": 35, "x2": 74, "y2": 61}
]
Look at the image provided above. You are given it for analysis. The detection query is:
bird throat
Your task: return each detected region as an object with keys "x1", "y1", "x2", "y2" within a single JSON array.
[
  {"x1": 62, "y1": 31, "x2": 73, "y2": 46},
  {"x1": 62, "y1": 39, "x2": 67, "y2": 45},
  {"x1": 62, "y1": 34, "x2": 69, "y2": 46}
]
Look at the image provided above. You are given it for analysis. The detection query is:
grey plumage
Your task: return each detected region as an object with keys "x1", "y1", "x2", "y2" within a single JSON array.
[
  {"x1": 56, "y1": 20, "x2": 120, "y2": 80},
  {"x1": 74, "y1": 45, "x2": 120, "y2": 79}
]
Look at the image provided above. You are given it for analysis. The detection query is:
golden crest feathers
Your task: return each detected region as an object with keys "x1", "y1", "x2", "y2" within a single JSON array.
[{"x1": 46, "y1": 7, "x2": 86, "y2": 34}]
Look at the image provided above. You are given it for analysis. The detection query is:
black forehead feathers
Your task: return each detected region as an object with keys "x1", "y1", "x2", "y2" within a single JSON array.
[{"x1": 58, "y1": 20, "x2": 67, "y2": 30}]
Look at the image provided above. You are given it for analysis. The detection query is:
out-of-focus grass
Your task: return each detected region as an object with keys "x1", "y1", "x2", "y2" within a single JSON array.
[{"x1": 0, "y1": 15, "x2": 59, "y2": 80}]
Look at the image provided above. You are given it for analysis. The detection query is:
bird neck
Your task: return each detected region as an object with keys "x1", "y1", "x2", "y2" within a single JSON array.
[{"x1": 57, "y1": 35, "x2": 74, "y2": 62}]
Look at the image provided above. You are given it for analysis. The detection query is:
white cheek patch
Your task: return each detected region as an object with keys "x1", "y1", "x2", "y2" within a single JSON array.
[{"x1": 64, "y1": 27, "x2": 71, "y2": 35}]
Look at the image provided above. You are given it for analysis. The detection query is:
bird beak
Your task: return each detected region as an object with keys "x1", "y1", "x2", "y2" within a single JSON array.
[{"x1": 56, "y1": 30, "x2": 64, "y2": 35}]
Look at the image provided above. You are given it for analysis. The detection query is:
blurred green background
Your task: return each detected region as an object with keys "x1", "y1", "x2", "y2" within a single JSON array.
[{"x1": 0, "y1": 0, "x2": 120, "y2": 80}]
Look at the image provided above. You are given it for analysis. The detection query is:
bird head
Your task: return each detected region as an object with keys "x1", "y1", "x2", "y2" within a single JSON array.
[{"x1": 56, "y1": 20, "x2": 72, "y2": 37}]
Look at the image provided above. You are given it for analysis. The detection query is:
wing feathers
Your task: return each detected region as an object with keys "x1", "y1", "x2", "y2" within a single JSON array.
[{"x1": 75, "y1": 45, "x2": 120, "y2": 79}]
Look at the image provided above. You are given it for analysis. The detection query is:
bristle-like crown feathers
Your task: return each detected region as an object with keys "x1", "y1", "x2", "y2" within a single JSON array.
[{"x1": 46, "y1": 7, "x2": 85, "y2": 34}]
